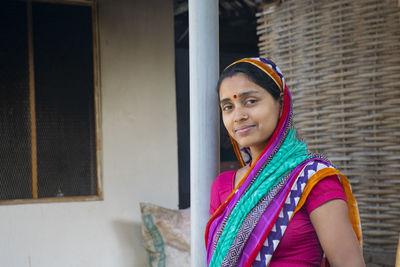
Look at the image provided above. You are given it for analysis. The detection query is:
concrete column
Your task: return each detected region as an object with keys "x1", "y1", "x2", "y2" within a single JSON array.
[{"x1": 189, "y1": 0, "x2": 219, "y2": 266}]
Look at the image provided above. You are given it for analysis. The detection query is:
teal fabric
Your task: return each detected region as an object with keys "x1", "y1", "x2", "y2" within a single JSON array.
[{"x1": 210, "y1": 129, "x2": 310, "y2": 267}]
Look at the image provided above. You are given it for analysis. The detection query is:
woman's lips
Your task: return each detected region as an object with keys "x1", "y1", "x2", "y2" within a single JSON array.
[{"x1": 235, "y1": 125, "x2": 255, "y2": 134}]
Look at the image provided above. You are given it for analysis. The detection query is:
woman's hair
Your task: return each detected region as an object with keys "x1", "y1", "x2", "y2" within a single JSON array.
[{"x1": 216, "y1": 62, "x2": 281, "y2": 100}]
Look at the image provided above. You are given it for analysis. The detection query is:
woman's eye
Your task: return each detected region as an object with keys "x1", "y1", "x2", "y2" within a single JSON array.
[
  {"x1": 246, "y1": 99, "x2": 257, "y2": 105},
  {"x1": 222, "y1": 105, "x2": 233, "y2": 111}
]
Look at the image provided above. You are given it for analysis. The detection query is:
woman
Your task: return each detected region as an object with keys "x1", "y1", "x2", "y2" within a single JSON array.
[{"x1": 205, "y1": 58, "x2": 365, "y2": 267}]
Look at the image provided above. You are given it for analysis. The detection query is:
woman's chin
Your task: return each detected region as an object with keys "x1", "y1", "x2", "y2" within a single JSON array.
[
  {"x1": 235, "y1": 139, "x2": 250, "y2": 148},
  {"x1": 235, "y1": 136, "x2": 258, "y2": 147}
]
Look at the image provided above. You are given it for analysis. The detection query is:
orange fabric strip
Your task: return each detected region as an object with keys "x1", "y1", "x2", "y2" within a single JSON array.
[
  {"x1": 230, "y1": 135, "x2": 245, "y2": 167},
  {"x1": 225, "y1": 58, "x2": 283, "y2": 91},
  {"x1": 294, "y1": 168, "x2": 363, "y2": 248}
]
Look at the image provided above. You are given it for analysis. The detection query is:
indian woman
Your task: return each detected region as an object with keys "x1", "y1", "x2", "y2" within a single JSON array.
[{"x1": 205, "y1": 58, "x2": 365, "y2": 267}]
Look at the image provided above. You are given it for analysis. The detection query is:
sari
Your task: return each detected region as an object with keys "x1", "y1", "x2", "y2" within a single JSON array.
[{"x1": 205, "y1": 58, "x2": 362, "y2": 267}]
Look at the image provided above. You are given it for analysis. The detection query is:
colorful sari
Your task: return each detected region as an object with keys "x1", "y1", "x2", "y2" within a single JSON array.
[{"x1": 205, "y1": 58, "x2": 362, "y2": 267}]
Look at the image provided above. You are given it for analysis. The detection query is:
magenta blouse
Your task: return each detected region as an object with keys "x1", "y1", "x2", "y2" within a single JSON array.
[{"x1": 209, "y1": 170, "x2": 346, "y2": 266}]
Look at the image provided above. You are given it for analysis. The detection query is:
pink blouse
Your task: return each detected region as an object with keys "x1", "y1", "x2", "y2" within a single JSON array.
[{"x1": 209, "y1": 170, "x2": 346, "y2": 266}]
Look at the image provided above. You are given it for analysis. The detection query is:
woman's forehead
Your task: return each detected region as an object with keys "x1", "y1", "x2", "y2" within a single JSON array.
[{"x1": 219, "y1": 74, "x2": 263, "y2": 96}]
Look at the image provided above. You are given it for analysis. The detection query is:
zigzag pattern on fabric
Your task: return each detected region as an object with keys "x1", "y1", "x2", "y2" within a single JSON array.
[{"x1": 252, "y1": 160, "x2": 331, "y2": 267}]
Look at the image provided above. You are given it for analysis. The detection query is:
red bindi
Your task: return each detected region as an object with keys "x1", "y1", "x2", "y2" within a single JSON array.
[{"x1": 233, "y1": 94, "x2": 237, "y2": 99}]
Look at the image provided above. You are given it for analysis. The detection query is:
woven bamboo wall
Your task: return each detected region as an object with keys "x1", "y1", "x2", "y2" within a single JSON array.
[{"x1": 257, "y1": 0, "x2": 400, "y2": 254}]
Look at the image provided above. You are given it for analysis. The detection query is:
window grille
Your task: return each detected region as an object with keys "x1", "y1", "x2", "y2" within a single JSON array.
[{"x1": 0, "y1": 0, "x2": 101, "y2": 204}]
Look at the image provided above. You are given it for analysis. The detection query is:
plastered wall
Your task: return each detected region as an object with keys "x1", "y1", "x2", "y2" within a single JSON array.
[{"x1": 0, "y1": 0, "x2": 178, "y2": 266}]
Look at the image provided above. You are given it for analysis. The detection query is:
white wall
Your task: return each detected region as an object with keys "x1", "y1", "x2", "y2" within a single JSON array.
[{"x1": 0, "y1": 0, "x2": 178, "y2": 266}]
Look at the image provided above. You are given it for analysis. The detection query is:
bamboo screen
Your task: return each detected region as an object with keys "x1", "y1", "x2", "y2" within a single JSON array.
[{"x1": 257, "y1": 0, "x2": 400, "y2": 254}]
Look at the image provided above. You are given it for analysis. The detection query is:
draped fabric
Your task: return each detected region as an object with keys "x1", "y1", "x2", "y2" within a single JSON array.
[{"x1": 205, "y1": 58, "x2": 362, "y2": 267}]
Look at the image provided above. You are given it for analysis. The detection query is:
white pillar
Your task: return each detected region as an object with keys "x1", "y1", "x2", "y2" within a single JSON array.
[{"x1": 189, "y1": 0, "x2": 219, "y2": 266}]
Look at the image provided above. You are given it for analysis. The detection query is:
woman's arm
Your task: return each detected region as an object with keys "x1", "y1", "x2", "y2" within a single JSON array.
[{"x1": 310, "y1": 199, "x2": 365, "y2": 267}]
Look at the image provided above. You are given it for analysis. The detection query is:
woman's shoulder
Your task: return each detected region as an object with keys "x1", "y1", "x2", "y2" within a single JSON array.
[{"x1": 305, "y1": 174, "x2": 347, "y2": 214}]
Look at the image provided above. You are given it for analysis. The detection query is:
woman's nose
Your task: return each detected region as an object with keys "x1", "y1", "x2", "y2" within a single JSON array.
[{"x1": 233, "y1": 106, "x2": 248, "y2": 122}]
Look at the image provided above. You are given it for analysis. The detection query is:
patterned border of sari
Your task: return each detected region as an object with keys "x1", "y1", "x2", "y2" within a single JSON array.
[
  {"x1": 227, "y1": 159, "x2": 330, "y2": 267},
  {"x1": 207, "y1": 160, "x2": 362, "y2": 267},
  {"x1": 249, "y1": 163, "x2": 362, "y2": 267}
]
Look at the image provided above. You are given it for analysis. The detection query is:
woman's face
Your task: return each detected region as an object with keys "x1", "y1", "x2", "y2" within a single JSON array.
[{"x1": 219, "y1": 73, "x2": 281, "y2": 156}]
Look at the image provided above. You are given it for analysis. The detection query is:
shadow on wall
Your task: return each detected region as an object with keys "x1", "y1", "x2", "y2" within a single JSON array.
[{"x1": 113, "y1": 220, "x2": 149, "y2": 267}]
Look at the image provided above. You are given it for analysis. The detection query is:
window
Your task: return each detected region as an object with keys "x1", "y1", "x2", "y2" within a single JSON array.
[{"x1": 0, "y1": 0, "x2": 101, "y2": 204}]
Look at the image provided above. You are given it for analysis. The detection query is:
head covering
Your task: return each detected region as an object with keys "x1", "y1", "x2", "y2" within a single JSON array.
[{"x1": 205, "y1": 58, "x2": 362, "y2": 267}]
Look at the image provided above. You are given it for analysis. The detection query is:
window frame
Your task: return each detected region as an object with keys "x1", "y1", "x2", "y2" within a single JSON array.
[{"x1": 1, "y1": 0, "x2": 102, "y2": 205}]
